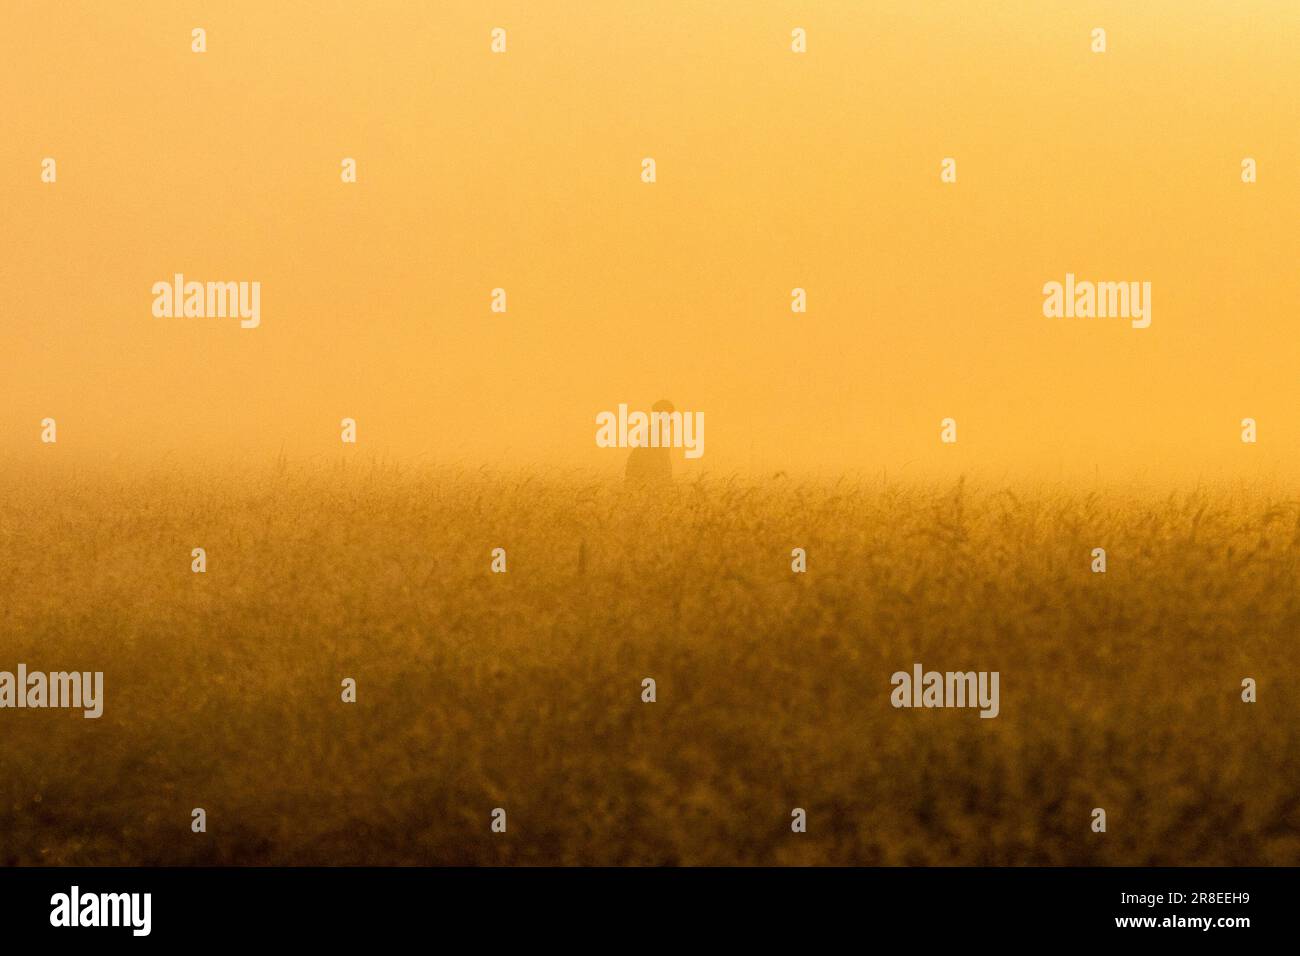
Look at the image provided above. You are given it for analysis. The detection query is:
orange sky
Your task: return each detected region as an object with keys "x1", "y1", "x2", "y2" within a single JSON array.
[{"x1": 3, "y1": 1, "x2": 1298, "y2": 481}]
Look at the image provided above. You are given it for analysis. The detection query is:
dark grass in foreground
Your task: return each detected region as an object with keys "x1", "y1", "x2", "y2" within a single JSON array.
[{"x1": 1, "y1": 460, "x2": 1298, "y2": 865}]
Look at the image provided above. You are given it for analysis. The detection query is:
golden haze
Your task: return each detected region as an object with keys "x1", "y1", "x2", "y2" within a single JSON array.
[
  {"x1": 2, "y1": 1, "x2": 1299, "y2": 480},
  {"x1": 1, "y1": 2, "x2": 1298, "y2": 866}
]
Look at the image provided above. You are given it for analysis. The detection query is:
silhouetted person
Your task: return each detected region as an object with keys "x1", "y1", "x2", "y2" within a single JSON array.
[{"x1": 625, "y1": 399, "x2": 674, "y2": 486}]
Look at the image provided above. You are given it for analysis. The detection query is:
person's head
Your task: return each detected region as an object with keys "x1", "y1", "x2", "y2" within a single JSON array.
[{"x1": 652, "y1": 399, "x2": 674, "y2": 414}]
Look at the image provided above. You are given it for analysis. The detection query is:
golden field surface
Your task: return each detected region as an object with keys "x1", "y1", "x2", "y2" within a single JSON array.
[{"x1": 1, "y1": 459, "x2": 1297, "y2": 866}]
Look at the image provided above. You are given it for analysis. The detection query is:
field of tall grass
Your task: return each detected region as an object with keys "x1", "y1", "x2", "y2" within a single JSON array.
[{"x1": 1, "y1": 459, "x2": 1297, "y2": 865}]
